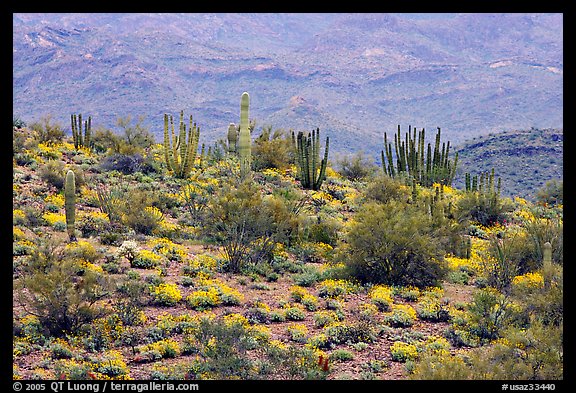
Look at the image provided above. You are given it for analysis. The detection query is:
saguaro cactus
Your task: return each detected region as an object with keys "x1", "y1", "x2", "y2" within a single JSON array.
[
  {"x1": 65, "y1": 170, "x2": 76, "y2": 242},
  {"x1": 71, "y1": 114, "x2": 92, "y2": 151},
  {"x1": 238, "y1": 92, "x2": 252, "y2": 178},
  {"x1": 227, "y1": 123, "x2": 238, "y2": 153},
  {"x1": 296, "y1": 128, "x2": 329, "y2": 190},
  {"x1": 163, "y1": 111, "x2": 200, "y2": 178}
]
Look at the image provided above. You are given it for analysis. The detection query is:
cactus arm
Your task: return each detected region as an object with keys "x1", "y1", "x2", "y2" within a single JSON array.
[
  {"x1": 227, "y1": 123, "x2": 237, "y2": 153},
  {"x1": 314, "y1": 136, "x2": 329, "y2": 190}
]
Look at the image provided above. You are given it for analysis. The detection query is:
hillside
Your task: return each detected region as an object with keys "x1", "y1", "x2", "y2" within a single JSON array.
[
  {"x1": 13, "y1": 13, "x2": 563, "y2": 155},
  {"x1": 453, "y1": 128, "x2": 563, "y2": 201},
  {"x1": 12, "y1": 120, "x2": 563, "y2": 381}
]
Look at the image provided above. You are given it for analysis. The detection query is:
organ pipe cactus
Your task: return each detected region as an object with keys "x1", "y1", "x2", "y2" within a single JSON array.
[
  {"x1": 163, "y1": 111, "x2": 200, "y2": 178},
  {"x1": 382, "y1": 125, "x2": 458, "y2": 187},
  {"x1": 65, "y1": 170, "x2": 76, "y2": 242},
  {"x1": 296, "y1": 128, "x2": 329, "y2": 190},
  {"x1": 71, "y1": 113, "x2": 92, "y2": 151},
  {"x1": 238, "y1": 92, "x2": 252, "y2": 178}
]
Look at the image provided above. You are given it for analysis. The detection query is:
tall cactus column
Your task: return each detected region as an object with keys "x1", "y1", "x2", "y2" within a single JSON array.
[
  {"x1": 238, "y1": 92, "x2": 252, "y2": 178},
  {"x1": 65, "y1": 170, "x2": 77, "y2": 242},
  {"x1": 543, "y1": 241, "x2": 553, "y2": 291}
]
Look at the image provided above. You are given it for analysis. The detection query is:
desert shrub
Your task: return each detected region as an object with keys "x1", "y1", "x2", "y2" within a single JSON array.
[
  {"x1": 130, "y1": 249, "x2": 164, "y2": 269},
  {"x1": 181, "y1": 315, "x2": 265, "y2": 379},
  {"x1": 313, "y1": 310, "x2": 343, "y2": 328},
  {"x1": 283, "y1": 305, "x2": 306, "y2": 321},
  {"x1": 341, "y1": 200, "x2": 447, "y2": 288},
  {"x1": 201, "y1": 180, "x2": 297, "y2": 273},
  {"x1": 40, "y1": 161, "x2": 86, "y2": 191},
  {"x1": 30, "y1": 115, "x2": 65, "y2": 145},
  {"x1": 411, "y1": 320, "x2": 563, "y2": 379},
  {"x1": 383, "y1": 304, "x2": 418, "y2": 327},
  {"x1": 99, "y1": 153, "x2": 144, "y2": 174},
  {"x1": 416, "y1": 297, "x2": 451, "y2": 322},
  {"x1": 150, "y1": 283, "x2": 182, "y2": 306},
  {"x1": 390, "y1": 341, "x2": 419, "y2": 362},
  {"x1": 323, "y1": 321, "x2": 375, "y2": 345},
  {"x1": 251, "y1": 127, "x2": 294, "y2": 171},
  {"x1": 317, "y1": 279, "x2": 353, "y2": 299},
  {"x1": 536, "y1": 179, "x2": 562, "y2": 206},
  {"x1": 186, "y1": 288, "x2": 220, "y2": 311},
  {"x1": 369, "y1": 285, "x2": 394, "y2": 311},
  {"x1": 363, "y1": 174, "x2": 410, "y2": 204},
  {"x1": 15, "y1": 239, "x2": 113, "y2": 336},
  {"x1": 330, "y1": 349, "x2": 355, "y2": 362},
  {"x1": 287, "y1": 323, "x2": 308, "y2": 343},
  {"x1": 457, "y1": 191, "x2": 515, "y2": 227},
  {"x1": 335, "y1": 151, "x2": 377, "y2": 181},
  {"x1": 117, "y1": 189, "x2": 163, "y2": 235}
]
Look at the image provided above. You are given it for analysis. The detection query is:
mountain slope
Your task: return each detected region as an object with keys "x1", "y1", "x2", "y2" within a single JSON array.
[
  {"x1": 453, "y1": 128, "x2": 563, "y2": 200},
  {"x1": 13, "y1": 13, "x2": 563, "y2": 155}
]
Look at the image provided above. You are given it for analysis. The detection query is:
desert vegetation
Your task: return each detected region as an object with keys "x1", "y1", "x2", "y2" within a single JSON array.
[{"x1": 12, "y1": 94, "x2": 562, "y2": 380}]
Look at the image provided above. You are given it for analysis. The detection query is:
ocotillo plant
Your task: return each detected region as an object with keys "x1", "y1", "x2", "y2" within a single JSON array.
[
  {"x1": 227, "y1": 123, "x2": 238, "y2": 153},
  {"x1": 296, "y1": 128, "x2": 330, "y2": 190},
  {"x1": 71, "y1": 113, "x2": 92, "y2": 151},
  {"x1": 65, "y1": 170, "x2": 76, "y2": 242},
  {"x1": 382, "y1": 125, "x2": 458, "y2": 187},
  {"x1": 238, "y1": 92, "x2": 252, "y2": 178},
  {"x1": 163, "y1": 111, "x2": 200, "y2": 178}
]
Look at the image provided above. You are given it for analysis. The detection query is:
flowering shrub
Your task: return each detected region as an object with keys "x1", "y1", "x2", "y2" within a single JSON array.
[
  {"x1": 390, "y1": 341, "x2": 419, "y2": 362},
  {"x1": 138, "y1": 339, "x2": 181, "y2": 361},
  {"x1": 384, "y1": 304, "x2": 418, "y2": 327},
  {"x1": 117, "y1": 240, "x2": 140, "y2": 263},
  {"x1": 512, "y1": 272, "x2": 544, "y2": 291},
  {"x1": 283, "y1": 303, "x2": 307, "y2": 321},
  {"x1": 419, "y1": 336, "x2": 451, "y2": 357},
  {"x1": 287, "y1": 323, "x2": 309, "y2": 343},
  {"x1": 416, "y1": 297, "x2": 451, "y2": 322},
  {"x1": 149, "y1": 237, "x2": 187, "y2": 262},
  {"x1": 13, "y1": 209, "x2": 26, "y2": 225},
  {"x1": 42, "y1": 212, "x2": 66, "y2": 228},
  {"x1": 131, "y1": 249, "x2": 165, "y2": 269},
  {"x1": 313, "y1": 310, "x2": 343, "y2": 328},
  {"x1": 195, "y1": 277, "x2": 244, "y2": 306},
  {"x1": 369, "y1": 285, "x2": 394, "y2": 311},
  {"x1": 186, "y1": 288, "x2": 220, "y2": 311},
  {"x1": 64, "y1": 240, "x2": 99, "y2": 263},
  {"x1": 393, "y1": 285, "x2": 421, "y2": 302},
  {"x1": 183, "y1": 254, "x2": 217, "y2": 277},
  {"x1": 289, "y1": 286, "x2": 319, "y2": 311},
  {"x1": 92, "y1": 350, "x2": 130, "y2": 379},
  {"x1": 323, "y1": 321, "x2": 373, "y2": 345},
  {"x1": 44, "y1": 193, "x2": 65, "y2": 208},
  {"x1": 317, "y1": 279, "x2": 353, "y2": 299},
  {"x1": 150, "y1": 283, "x2": 182, "y2": 306},
  {"x1": 77, "y1": 211, "x2": 110, "y2": 237}
]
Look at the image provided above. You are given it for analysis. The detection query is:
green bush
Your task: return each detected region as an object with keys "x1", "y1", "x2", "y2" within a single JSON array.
[
  {"x1": 14, "y1": 239, "x2": 113, "y2": 336},
  {"x1": 457, "y1": 191, "x2": 514, "y2": 227},
  {"x1": 201, "y1": 180, "x2": 298, "y2": 273},
  {"x1": 363, "y1": 174, "x2": 410, "y2": 204},
  {"x1": 341, "y1": 200, "x2": 447, "y2": 288},
  {"x1": 30, "y1": 115, "x2": 65, "y2": 145}
]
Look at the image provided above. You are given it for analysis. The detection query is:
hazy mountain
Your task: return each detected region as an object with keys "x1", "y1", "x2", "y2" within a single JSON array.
[{"x1": 13, "y1": 13, "x2": 563, "y2": 157}]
